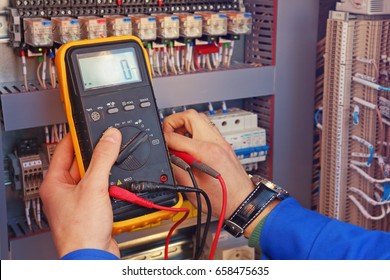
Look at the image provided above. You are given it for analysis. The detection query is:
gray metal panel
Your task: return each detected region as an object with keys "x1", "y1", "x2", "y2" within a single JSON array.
[
  {"x1": 273, "y1": 0, "x2": 319, "y2": 208},
  {"x1": 1, "y1": 90, "x2": 67, "y2": 131},
  {"x1": 0, "y1": 66, "x2": 274, "y2": 131},
  {"x1": 153, "y1": 66, "x2": 275, "y2": 108},
  {"x1": 0, "y1": 125, "x2": 8, "y2": 259},
  {"x1": 9, "y1": 232, "x2": 57, "y2": 260}
]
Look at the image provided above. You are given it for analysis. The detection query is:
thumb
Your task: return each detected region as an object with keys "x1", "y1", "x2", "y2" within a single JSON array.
[{"x1": 83, "y1": 128, "x2": 122, "y2": 189}]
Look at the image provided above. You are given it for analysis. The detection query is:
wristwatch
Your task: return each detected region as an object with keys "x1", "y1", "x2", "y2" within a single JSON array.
[{"x1": 224, "y1": 175, "x2": 289, "y2": 237}]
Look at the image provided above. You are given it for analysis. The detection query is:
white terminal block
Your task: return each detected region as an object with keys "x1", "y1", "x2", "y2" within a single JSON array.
[
  {"x1": 175, "y1": 13, "x2": 203, "y2": 38},
  {"x1": 195, "y1": 12, "x2": 228, "y2": 36},
  {"x1": 207, "y1": 108, "x2": 258, "y2": 133},
  {"x1": 78, "y1": 16, "x2": 107, "y2": 39},
  {"x1": 23, "y1": 18, "x2": 53, "y2": 47},
  {"x1": 336, "y1": 0, "x2": 390, "y2": 15},
  {"x1": 128, "y1": 14, "x2": 157, "y2": 41},
  {"x1": 104, "y1": 15, "x2": 132, "y2": 37},
  {"x1": 223, "y1": 11, "x2": 253, "y2": 35},
  {"x1": 153, "y1": 14, "x2": 180, "y2": 40},
  {"x1": 207, "y1": 108, "x2": 268, "y2": 167},
  {"x1": 52, "y1": 17, "x2": 80, "y2": 44}
]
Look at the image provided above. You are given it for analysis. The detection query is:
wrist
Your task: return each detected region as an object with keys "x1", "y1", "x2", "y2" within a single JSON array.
[
  {"x1": 243, "y1": 199, "x2": 280, "y2": 238},
  {"x1": 224, "y1": 175, "x2": 289, "y2": 238}
]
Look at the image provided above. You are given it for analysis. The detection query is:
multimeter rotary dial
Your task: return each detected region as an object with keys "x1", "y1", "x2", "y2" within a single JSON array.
[{"x1": 116, "y1": 126, "x2": 151, "y2": 171}]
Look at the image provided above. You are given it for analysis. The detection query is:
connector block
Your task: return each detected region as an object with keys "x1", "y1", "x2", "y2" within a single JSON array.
[
  {"x1": 52, "y1": 17, "x2": 80, "y2": 44},
  {"x1": 23, "y1": 18, "x2": 53, "y2": 47},
  {"x1": 196, "y1": 12, "x2": 227, "y2": 36},
  {"x1": 176, "y1": 13, "x2": 203, "y2": 38},
  {"x1": 105, "y1": 15, "x2": 132, "y2": 37},
  {"x1": 78, "y1": 16, "x2": 107, "y2": 39},
  {"x1": 224, "y1": 11, "x2": 252, "y2": 35},
  {"x1": 153, "y1": 14, "x2": 180, "y2": 40},
  {"x1": 128, "y1": 14, "x2": 156, "y2": 41}
]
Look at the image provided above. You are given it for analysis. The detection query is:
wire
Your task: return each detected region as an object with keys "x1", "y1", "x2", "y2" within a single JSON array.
[
  {"x1": 42, "y1": 50, "x2": 47, "y2": 89},
  {"x1": 349, "y1": 187, "x2": 390, "y2": 206},
  {"x1": 36, "y1": 61, "x2": 43, "y2": 88},
  {"x1": 21, "y1": 50, "x2": 29, "y2": 92},
  {"x1": 170, "y1": 154, "x2": 204, "y2": 259},
  {"x1": 351, "y1": 135, "x2": 374, "y2": 166},
  {"x1": 227, "y1": 41, "x2": 235, "y2": 68},
  {"x1": 108, "y1": 186, "x2": 190, "y2": 260},
  {"x1": 353, "y1": 105, "x2": 359, "y2": 125},
  {"x1": 49, "y1": 50, "x2": 56, "y2": 88},
  {"x1": 314, "y1": 107, "x2": 323, "y2": 130},
  {"x1": 350, "y1": 163, "x2": 390, "y2": 183},
  {"x1": 169, "y1": 150, "x2": 227, "y2": 259},
  {"x1": 126, "y1": 180, "x2": 212, "y2": 260},
  {"x1": 353, "y1": 75, "x2": 390, "y2": 91},
  {"x1": 349, "y1": 192, "x2": 390, "y2": 221},
  {"x1": 25, "y1": 200, "x2": 32, "y2": 231}
]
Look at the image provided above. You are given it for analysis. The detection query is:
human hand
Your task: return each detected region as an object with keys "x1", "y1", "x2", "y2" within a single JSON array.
[
  {"x1": 39, "y1": 128, "x2": 122, "y2": 258},
  {"x1": 163, "y1": 109, "x2": 255, "y2": 219}
]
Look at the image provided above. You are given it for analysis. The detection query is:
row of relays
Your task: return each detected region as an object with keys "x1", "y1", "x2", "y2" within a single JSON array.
[{"x1": 15, "y1": 11, "x2": 251, "y2": 48}]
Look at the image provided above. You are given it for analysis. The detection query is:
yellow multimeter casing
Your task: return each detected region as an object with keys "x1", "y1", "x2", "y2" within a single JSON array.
[{"x1": 56, "y1": 36, "x2": 183, "y2": 235}]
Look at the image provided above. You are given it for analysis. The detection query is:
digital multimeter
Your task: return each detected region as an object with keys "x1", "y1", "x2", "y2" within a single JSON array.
[{"x1": 56, "y1": 36, "x2": 182, "y2": 234}]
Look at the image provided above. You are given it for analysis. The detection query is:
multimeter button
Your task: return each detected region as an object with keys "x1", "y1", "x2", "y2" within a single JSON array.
[
  {"x1": 124, "y1": 105, "x2": 135, "y2": 111},
  {"x1": 91, "y1": 111, "x2": 101, "y2": 122},
  {"x1": 107, "y1": 107, "x2": 119, "y2": 114},
  {"x1": 140, "y1": 101, "x2": 151, "y2": 108}
]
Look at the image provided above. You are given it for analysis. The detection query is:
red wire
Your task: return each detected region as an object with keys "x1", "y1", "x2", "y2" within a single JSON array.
[
  {"x1": 164, "y1": 210, "x2": 189, "y2": 260},
  {"x1": 109, "y1": 186, "x2": 189, "y2": 260},
  {"x1": 208, "y1": 175, "x2": 227, "y2": 260}
]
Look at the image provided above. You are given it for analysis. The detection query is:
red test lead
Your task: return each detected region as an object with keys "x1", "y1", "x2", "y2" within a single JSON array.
[{"x1": 168, "y1": 150, "x2": 227, "y2": 260}]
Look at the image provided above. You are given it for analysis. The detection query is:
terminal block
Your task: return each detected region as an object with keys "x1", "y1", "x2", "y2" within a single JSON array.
[
  {"x1": 47, "y1": 8, "x2": 73, "y2": 17},
  {"x1": 52, "y1": 17, "x2": 81, "y2": 44},
  {"x1": 79, "y1": 16, "x2": 107, "y2": 39},
  {"x1": 19, "y1": 155, "x2": 43, "y2": 201},
  {"x1": 23, "y1": 18, "x2": 53, "y2": 47},
  {"x1": 153, "y1": 14, "x2": 180, "y2": 41},
  {"x1": 6, "y1": 8, "x2": 22, "y2": 48},
  {"x1": 104, "y1": 15, "x2": 132, "y2": 37},
  {"x1": 224, "y1": 11, "x2": 252, "y2": 35},
  {"x1": 96, "y1": 0, "x2": 117, "y2": 6},
  {"x1": 196, "y1": 12, "x2": 227, "y2": 37},
  {"x1": 128, "y1": 14, "x2": 156, "y2": 41},
  {"x1": 10, "y1": 0, "x2": 44, "y2": 9},
  {"x1": 44, "y1": 0, "x2": 72, "y2": 7},
  {"x1": 72, "y1": 0, "x2": 96, "y2": 6},
  {"x1": 175, "y1": 13, "x2": 203, "y2": 39}
]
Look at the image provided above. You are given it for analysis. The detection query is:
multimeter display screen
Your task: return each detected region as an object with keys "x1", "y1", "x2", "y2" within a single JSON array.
[{"x1": 77, "y1": 48, "x2": 142, "y2": 90}]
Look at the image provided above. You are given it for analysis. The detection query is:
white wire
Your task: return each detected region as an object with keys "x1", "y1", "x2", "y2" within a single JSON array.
[
  {"x1": 349, "y1": 187, "x2": 390, "y2": 206},
  {"x1": 36, "y1": 197, "x2": 42, "y2": 229},
  {"x1": 350, "y1": 163, "x2": 390, "y2": 183},
  {"x1": 353, "y1": 97, "x2": 377, "y2": 110},
  {"x1": 348, "y1": 193, "x2": 389, "y2": 221},
  {"x1": 25, "y1": 200, "x2": 32, "y2": 230}
]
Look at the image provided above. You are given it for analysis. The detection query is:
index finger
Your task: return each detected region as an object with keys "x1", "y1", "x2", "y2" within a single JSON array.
[
  {"x1": 46, "y1": 134, "x2": 75, "y2": 178},
  {"x1": 163, "y1": 109, "x2": 223, "y2": 143}
]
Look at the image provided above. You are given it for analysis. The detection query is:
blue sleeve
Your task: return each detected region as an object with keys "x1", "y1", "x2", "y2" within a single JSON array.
[
  {"x1": 259, "y1": 198, "x2": 390, "y2": 259},
  {"x1": 61, "y1": 249, "x2": 120, "y2": 260}
]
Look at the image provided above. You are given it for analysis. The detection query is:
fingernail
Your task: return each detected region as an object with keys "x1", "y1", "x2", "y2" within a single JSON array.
[{"x1": 101, "y1": 128, "x2": 120, "y2": 144}]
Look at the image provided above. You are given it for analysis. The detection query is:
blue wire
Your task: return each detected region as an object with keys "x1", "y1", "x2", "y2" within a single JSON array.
[
  {"x1": 367, "y1": 145, "x2": 374, "y2": 166},
  {"x1": 382, "y1": 182, "x2": 390, "y2": 202},
  {"x1": 379, "y1": 86, "x2": 390, "y2": 92},
  {"x1": 353, "y1": 111, "x2": 359, "y2": 125},
  {"x1": 314, "y1": 109, "x2": 322, "y2": 126}
]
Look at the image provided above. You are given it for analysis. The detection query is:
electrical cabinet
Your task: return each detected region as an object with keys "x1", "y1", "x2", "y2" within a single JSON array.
[{"x1": 0, "y1": 0, "x2": 318, "y2": 259}]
